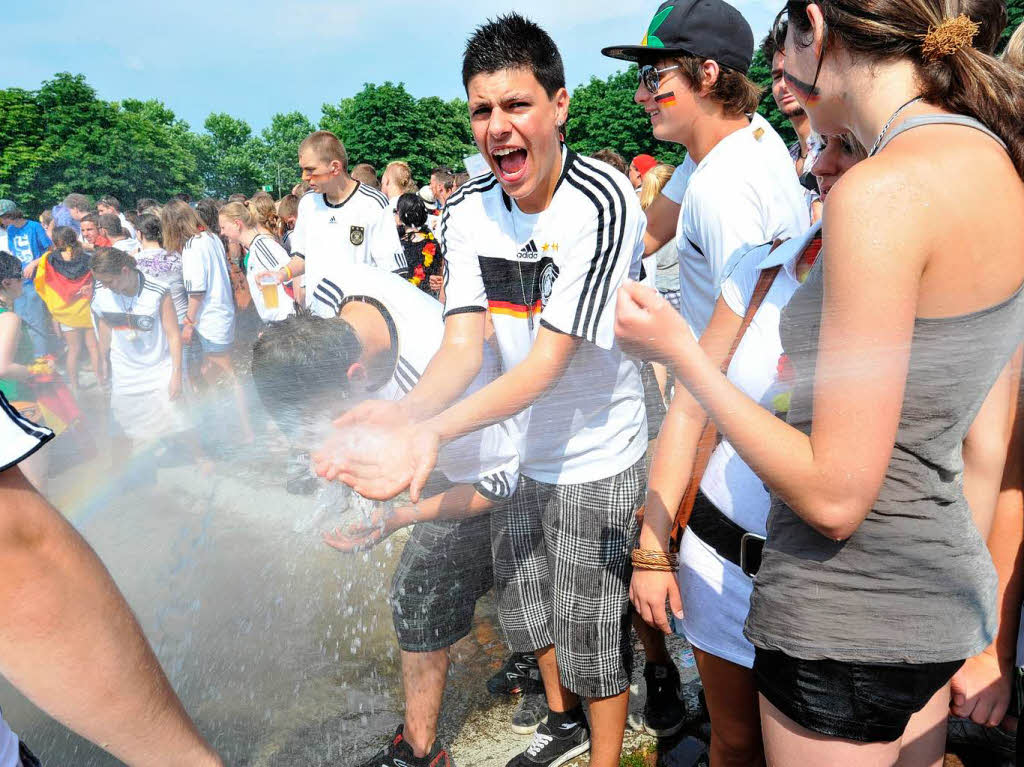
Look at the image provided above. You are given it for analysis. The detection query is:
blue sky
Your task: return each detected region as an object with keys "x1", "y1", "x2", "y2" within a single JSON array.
[{"x1": 1, "y1": 0, "x2": 780, "y2": 134}]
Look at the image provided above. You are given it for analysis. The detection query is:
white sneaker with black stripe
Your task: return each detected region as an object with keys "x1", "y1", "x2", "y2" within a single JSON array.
[{"x1": 505, "y1": 718, "x2": 590, "y2": 767}]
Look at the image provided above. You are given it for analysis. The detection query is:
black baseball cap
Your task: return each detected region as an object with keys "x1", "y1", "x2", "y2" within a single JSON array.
[{"x1": 602, "y1": 0, "x2": 755, "y2": 74}]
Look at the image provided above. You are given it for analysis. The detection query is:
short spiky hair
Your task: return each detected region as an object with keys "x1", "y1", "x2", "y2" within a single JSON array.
[{"x1": 462, "y1": 13, "x2": 565, "y2": 97}]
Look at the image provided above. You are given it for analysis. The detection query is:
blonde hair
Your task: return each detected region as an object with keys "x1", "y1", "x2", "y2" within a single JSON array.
[
  {"x1": 159, "y1": 199, "x2": 206, "y2": 254},
  {"x1": 639, "y1": 164, "x2": 676, "y2": 210},
  {"x1": 383, "y1": 161, "x2": 417, "y2": 195},
  {"x1": 219, "y1": 201, "x2": 255, "y2": 228},
  {"x1": 1004, "y1": 23, "x2": 1024, "y2": 71},
  {"x1": 247, "y1": 192, "x2": 282, "y2": 238},
  {"x1": 299, "y1": 130, "x2": 348, "y2": 169}
]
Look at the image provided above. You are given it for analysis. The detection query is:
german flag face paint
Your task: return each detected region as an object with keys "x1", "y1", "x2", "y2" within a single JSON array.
[{"x1": 654, "y1": 91, "x2": 678, "y2": 108}]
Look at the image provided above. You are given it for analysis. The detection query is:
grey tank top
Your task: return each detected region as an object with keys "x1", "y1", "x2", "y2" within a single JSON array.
[{"x1": 745, "y1": 114, "x2": 1024, "y2": 664}]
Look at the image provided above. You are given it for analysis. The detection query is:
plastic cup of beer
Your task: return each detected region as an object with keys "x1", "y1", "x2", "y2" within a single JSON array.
[{"x1": 259, "y1": 274, "x2": 279, "y2": 309}]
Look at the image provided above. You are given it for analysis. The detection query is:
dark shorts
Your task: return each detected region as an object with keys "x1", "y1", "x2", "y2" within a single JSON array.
[
  {"x1": 389, "y1": 513, "x2": 494, "y2": 653},
  {"x1": 754, "y1": 647, "x2": 964, "y2": 743}
]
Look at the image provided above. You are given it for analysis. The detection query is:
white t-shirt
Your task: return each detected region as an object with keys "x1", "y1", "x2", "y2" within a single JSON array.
[
  {"x1": 310, "y1": 264, "x2": 519, "y2": 499},
  {"x1": 118, "y1": 212, "x2": 136, "y2": 239},
  {"x1": 181, "y1": 232, "x2": 235, "y2": 345},
  {"x1": 441, "y1": 149, "x2": 648, "y2": 484},
  {"x1": 92, "y1": 271, "x2": 175, "y2": 394},
  {"x1": 246, "y1": 234, "x2": 295, "y2": 323},
  {"x1": 290, "y1": 184, "x2": 409, "y2": 309},
  {"x1": 135, "y1": 247, "x2": 188, "y2": 324},
  {"x1": 678, "y1": 225, "x2": 821, "y2": 669},
  {"x1": 674, "y1": 113, "x2": 809, "y2": 338},
  {"x1": 112, "y1": 236, "x2": 140, "y2": 255},
  {"x1": 0, "y1": 392, "x2": 53, "y2": 473}
]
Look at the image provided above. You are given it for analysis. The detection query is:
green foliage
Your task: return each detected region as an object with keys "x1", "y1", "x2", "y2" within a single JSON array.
[
  {"x1": 196, "y1": 113, "x2": 265, "y2": 199},
  {"x1": 260, "y1": 111, "x2": 316, "y2": 196},
  {"x1": 1002, "y1": 0, "x2": 1023, "y2": 50},
  {"x1": 564, "y1": 67, "x2": 688, "y2": 167},
  {"x1": 320, "y1": 83, "x2": 475, "y2": 182}
]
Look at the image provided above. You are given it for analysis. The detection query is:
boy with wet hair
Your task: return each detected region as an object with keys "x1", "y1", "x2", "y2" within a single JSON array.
[
  {"x1": 264, "y1": 131, "x2": 407, "y2": 308},
  {"x1": 329, "y1": 13, "x2": 657, "y2": 767},
  {"x1": 252, "y1": 265, "x2": 519, "y2": 767}
]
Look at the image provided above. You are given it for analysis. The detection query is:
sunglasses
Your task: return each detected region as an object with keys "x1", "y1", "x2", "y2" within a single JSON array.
[{"x1": 637, "y1": 64, "x2": 680, "y2": 95}]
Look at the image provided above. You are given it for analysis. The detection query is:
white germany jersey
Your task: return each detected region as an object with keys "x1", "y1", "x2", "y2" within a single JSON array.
[
  {"x1": 291, "y1": 184, "x2": 409, "y2": 309},
  {"x1": 92, "y1": 272, "x2": 174, "y2": 394},
  {"x1": 181, "y1": 232, "x2": 235, "y2": 345},
  {"x1": 441, "y1": 148, "x2": 648, "y2": 484},
  {"x1": 311, "y1": 264, "x2": 518, "y2": 501},
  {"x1": 0, "y1": 392, "x2": 53, "y2": 473},
  {"x1": 246, "y1": 234, "x2": 296, "y2": 323}
]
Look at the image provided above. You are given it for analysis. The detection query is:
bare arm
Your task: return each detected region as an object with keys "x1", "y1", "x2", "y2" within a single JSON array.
[
  {"x1": 162, "y1": 293, "x2": 183, "y2": 400},
  {"x1": 641, "y1": 296, "x2": 744, "y2": 552},
  {"x1": 96, "y1": 316, "x2": 111, "y2": 386},
  {"x1": 0, "y1": 466, "x2": 221, "y2": 766},
  {"x1": 617, "y1": 168, "x2": 929, "y2": 541},
  {"x1": 0, "y1": 313, "x2": 30, "y2": 380},
  {"x1": 643, "y1": 194, "x2": 680, "y2": 256},
  {"x1": 323, "y1": 484, "x2": 497, "y2": 553},
  {"x1": 951, "y1": 347, "x2": 1024, "y2": 726},
  {"x1": 402, "y1": 311, "x2": 487, "y2": 420}
]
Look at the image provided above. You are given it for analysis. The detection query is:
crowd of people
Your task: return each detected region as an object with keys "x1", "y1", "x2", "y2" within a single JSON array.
[{"x1": 2, "y1": 1, "x2": 1024, "y2": 766}]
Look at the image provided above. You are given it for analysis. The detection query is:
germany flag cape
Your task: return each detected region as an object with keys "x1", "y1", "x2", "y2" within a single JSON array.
[{"x1": 34, "y1": 251, "x2": 93, "y2": 329}]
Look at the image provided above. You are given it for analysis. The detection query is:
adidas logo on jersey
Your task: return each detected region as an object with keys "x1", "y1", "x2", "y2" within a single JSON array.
[
  {"x1": 516, "y1": 239, "x2": 541, "y2": 261},
  {"x1": 328, "y1": 216, "x2": 337, "y2": 224}
]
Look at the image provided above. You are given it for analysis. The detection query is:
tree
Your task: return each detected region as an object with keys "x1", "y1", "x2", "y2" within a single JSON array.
[
  {"x1": 196, "y1": 113, "x2": 265, "y2": 198},
  {"x1": 564, "y1": 67, "x2": 688, "y2": 167},
  {"x1": 260, "y1": 111, "x2": 316, "y2": 197},
  {"x1": 1002, "y1": 0, "x2": 1023, "y2": 50},
  {"x1": 414, "y1": 96, "x2": 476, "y2": 175}
]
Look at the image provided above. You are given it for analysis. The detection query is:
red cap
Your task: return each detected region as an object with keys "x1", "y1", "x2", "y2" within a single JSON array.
[{"x1": 631, "y1": 154, "x2": 658, "y2": 178}]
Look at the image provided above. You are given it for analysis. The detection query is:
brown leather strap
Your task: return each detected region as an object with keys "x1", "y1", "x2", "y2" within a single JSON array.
[{"x1": 669, "y1": 262, "x2": 782, "y2": 552}]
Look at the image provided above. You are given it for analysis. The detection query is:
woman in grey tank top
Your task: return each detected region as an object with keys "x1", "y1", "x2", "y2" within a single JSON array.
[{"x1": 615, "y1": 0, "x2": 1024, "y2": 764}]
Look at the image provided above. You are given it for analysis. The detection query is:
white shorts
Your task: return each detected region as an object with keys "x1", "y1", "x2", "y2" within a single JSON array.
[{"x1": 111, "y1": 387, "x2": 189, "y2": 442}]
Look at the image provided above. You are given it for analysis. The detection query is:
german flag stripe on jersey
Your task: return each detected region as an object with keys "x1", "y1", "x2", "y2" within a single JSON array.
[{"x1": 488, "y1": 299, "x2": 543, "y2": 318}]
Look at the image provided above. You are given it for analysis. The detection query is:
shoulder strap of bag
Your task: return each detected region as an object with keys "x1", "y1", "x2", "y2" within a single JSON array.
[{"x1": 669, "y1": 261, "x2": 782, "y2": 551}]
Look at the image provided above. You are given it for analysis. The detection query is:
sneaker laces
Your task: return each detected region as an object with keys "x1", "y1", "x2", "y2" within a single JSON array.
[{"x1": 526, "y1": 731, "x2": 553, "y2": 757}]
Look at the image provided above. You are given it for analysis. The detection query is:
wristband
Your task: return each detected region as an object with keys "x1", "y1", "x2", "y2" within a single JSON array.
[
  {"x1": 631, "y1": 548, "x2": 678, "y2": 572},
  {"x1": 283, "y1": 265, "x2": 293, "y2": 281}
]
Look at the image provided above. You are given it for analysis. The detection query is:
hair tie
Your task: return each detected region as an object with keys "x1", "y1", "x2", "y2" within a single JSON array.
[{"x1": 922, "y1": 14, "x2": 980, "y2": 62}]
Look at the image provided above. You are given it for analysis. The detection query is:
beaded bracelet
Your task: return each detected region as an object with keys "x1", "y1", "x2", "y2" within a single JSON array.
[{"x1": 631, "y1": 548, "x2": 678, "y2": 572}]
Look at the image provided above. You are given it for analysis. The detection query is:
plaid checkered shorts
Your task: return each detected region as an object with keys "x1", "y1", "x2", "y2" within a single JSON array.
[
  {"x1": 490, "y1": 459, "x2": 646, "y2": 698},
  {"x1": 390, "y1": 513, "x2": 494, "y2": 652}
]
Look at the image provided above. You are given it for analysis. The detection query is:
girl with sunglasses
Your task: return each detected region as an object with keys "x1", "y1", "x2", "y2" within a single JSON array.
[{"x1": 616, "y1": 1, "x2": 1024, "y2": 764}]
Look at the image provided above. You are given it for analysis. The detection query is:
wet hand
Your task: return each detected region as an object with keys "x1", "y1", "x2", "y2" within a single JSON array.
[
  {"x1": 630, "y1": 568, "x2": 683, "y2": 635},
  {"x1": 614, "y1": 280, "x2": 689, "y2": 362},
  {"x1": 322, "y1": 506, "x2": 400, "y2": 553},
  {"x1": 312, "y1": 424, "x2": 440, "y2": 503}
]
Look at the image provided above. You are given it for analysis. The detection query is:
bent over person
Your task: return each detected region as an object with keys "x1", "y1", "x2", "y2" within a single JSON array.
[
  {"x1": 252, "y1": 265, "x2": 519, "y2": 767},
  {"x1": 321, "y1": 15, "x2": 651, "y2": 767}
]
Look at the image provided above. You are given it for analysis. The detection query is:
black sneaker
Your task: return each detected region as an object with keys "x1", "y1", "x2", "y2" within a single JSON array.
[
  {"x1": 510, "y1": 690, "x2": 549, "y2": 735},
  {"x1": 506, "y1": 718, "x2": 590, "y2": 767},
  {"x1": 358, "y1": 724, "x2": 454, "y2": 767},
  {"x1": 487, "y1": 652, "x2": 541, "y2": 695},
  {"x1": 642, "y1": 662, "x2": 685, "y2": 737}
]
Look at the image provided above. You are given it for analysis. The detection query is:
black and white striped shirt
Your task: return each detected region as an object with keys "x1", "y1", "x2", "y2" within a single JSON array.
[{"x1": 441, "y1": 148, "x2": 648, "y2": 484}]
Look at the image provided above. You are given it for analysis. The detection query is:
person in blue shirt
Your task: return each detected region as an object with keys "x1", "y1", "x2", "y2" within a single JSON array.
[{"x1": 0, "y1": 200, "x2": 53, "y2": 357}]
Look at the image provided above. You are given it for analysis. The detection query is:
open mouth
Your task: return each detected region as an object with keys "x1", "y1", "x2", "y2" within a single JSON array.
[{"x1": 492, "y1": 146, "x2": 528, "y2": 183}]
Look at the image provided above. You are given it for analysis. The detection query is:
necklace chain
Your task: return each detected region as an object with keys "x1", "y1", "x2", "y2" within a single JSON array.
[{"x1": 869, "y1": 96, "x2": 924, "y2": 157}]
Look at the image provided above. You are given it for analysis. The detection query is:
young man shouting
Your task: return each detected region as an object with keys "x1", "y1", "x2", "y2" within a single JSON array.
[
  {"x1": 252, "y1": 265, "x2": 519, "y2": 767},
  {"x1": 322, "y1": 15, "x2": 650, "y2": 767}
]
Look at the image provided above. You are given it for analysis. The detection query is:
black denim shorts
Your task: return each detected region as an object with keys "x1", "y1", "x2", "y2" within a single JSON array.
[{"x1": 753, "y1": 647, "x2": 964, "y2": 743}]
